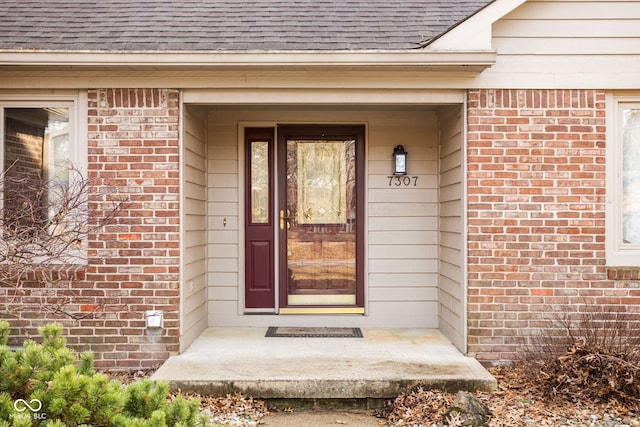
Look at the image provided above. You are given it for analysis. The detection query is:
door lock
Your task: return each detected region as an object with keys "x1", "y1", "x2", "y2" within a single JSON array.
[{"x1": 279, "y1": 209, "x2": 292, "y2": 230}]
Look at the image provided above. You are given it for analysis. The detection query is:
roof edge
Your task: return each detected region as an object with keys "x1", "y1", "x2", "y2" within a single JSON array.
[{"x1": 0, "y1": 50, "x2": 497, "y2": 72}]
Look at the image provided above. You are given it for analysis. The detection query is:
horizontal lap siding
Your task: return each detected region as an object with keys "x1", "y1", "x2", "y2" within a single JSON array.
[
  {"x1": 181, "y1": 107, "x2": 208, "y2": 351},
  {"x1": 367, "y1": 111, "x2": 439, "y2": 327},
  {"x1": 206, "y1": 109, "x2": 439, "y2": 328},
  {"x1": 438, "y1": 106, "x2": 466, "y2": 351},
  {"x1": 495, "y1": 2, "x2": 640, "y2": 54},
  {"x1": 476, "y1": 1, "x2": 640, "y2": 88},
  {"x1": 207, "y1": 118, "x2": 239, "y2": 321}
]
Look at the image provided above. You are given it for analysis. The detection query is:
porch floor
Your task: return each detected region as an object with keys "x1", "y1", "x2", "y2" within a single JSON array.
[{"x1": 152, "y1": 327, "x2": 496, "y2": 402}]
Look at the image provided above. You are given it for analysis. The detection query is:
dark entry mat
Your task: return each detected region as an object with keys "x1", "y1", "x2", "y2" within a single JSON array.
[{"x1": 265, "y1": 327, "x2": 363, "y2": 338}]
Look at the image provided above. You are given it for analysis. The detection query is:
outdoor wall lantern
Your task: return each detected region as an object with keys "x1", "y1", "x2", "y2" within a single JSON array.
[
  {"x1": 145, "y1": 310, "x2": 164, "y2": 329},
  {"x1": 393, "y1": 145, "x2": 408, "y2": 175}
]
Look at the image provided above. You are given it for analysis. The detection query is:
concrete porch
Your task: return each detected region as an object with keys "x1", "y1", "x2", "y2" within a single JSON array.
[{"x1": 152, "y1": 328, "x2": 496, "y2": 404}]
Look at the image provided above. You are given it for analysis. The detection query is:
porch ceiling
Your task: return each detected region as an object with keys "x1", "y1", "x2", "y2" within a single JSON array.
[{"x1": 182, "y1": 88, "x2": 466, "y2": 105}]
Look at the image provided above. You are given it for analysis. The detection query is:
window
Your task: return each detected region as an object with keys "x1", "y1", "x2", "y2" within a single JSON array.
[
  {"x1": 3, "y1": 108, "x2": 70, "y2": 228},
  {"x1": 0, "y1": 95, "x2": 86, "y2": 262},
  {"x1": 607, "y1": 94, "x2": 640, "y2": 266}
]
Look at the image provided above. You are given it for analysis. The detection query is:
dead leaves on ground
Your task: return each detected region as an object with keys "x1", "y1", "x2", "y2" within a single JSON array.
[
  {"x1": 380, "y1": 363, "x2": 639, "y2": 427},
  {"x1": 537, "y1": 344, "x2": 640, "y2": 410},
  {"x1": 380, "y1": 386, "x2": 455, "y2": 426},
  {"x1": 196, "y1": 393, "x2": 269, "y2": 426}
]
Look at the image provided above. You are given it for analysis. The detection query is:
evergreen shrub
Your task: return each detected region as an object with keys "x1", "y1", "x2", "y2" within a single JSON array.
[{"x1": 0, "y1": 321, "x2": 209, "y2": 426}]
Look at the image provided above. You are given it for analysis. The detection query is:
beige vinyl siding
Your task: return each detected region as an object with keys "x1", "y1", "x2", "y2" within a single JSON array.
[
  {"x1": 207, "y1": 119, "x2": 240, "y2": 316},
  {"x1": 438, "y1": 106, "x2": 466, "y2": 352},
  {"x1": 478, "y1": 0, "x2": 640, "y2": 88},
  {"x1": 180, "y1": 106, "x2": 208, "y2": 351},
  {"x1": 494, "y1": 1, "x2": 640, "y2": 54},
  {"x1": 205, "y1": 108, "x2": 442, "y2": 328},
  {"x1": 367, "y1": 112, "x2": 439, "y2": 327}
]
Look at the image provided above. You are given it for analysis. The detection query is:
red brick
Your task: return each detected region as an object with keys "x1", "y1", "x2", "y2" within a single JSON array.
[
  {"x1": 467, "y1": 89, "x2": 637, "y2": 365},
  {"x1": 0, "y1": 89, "x2": 182, "y2": 368}
]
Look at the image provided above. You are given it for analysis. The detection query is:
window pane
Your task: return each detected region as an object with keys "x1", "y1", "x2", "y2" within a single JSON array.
[
  {"x1": 250, "y1": 140, "x2": 269, "y2": 223},
  {"x1": 623, "y1": 108, "x2": 640, "y2": 244},
  {"x1": 44, "y1": 109, "x2": 71, "y2": 220},
  {"x1": 3, "y1": 108, "x2": 70, "y2": 230}
]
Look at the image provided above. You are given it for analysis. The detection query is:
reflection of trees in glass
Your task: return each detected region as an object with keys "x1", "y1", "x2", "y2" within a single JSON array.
[
  {"x1": 285, "y1": 138, "x2": 357, "y2": 296},
  {"x1": 250, "y1": 141, "x2": 269, "y2": 223},
  {"x1": 345, "y1": 139, "x2": 356, "y2": 222},
  {"x1": 3, "y1": 108, "x2": 70, "y2": 228},
  {"x1": 298, "y1": 141, "x2": 345, "y2": 224},
  {"x1": 286, "y1": 139, "x2": 356, "y2": 230},
  {"x1": 623, "y1": 109, "x2": 640, "y2": 243}
]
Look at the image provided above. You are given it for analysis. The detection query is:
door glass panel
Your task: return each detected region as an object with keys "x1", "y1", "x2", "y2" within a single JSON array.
[
  {"x1": 286, "y1": 139, "x2": 356, "y2": 306},
  {"x1": 250, "y1": 140, "x2": 269, "y2": 223},
  {"x1": 623, "y1": 108, "x2": 640, "y2": 244},
  {"x1": 297, "y1": 141, "x2": 347, "y2": 224}
]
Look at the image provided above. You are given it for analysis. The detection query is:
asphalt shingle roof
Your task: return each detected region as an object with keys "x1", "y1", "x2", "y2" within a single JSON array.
[{"x1": 0, "y1": 0, "x2": 492, "y2": 51}]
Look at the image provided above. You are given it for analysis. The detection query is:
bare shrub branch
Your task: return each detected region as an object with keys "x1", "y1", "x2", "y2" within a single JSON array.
[
  {"x1": 526, "y1": 303, "x2": 640, "y2": 361},
  {"x1": 523, "y1": 302, "x2": 640, "y2": 410},
  {"x1": 0, "y1": 162, "x2": 124, "y2": 319}
]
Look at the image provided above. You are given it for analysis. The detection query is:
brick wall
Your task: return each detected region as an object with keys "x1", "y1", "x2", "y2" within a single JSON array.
[
  {"x1": 467, "y1": 89, "x2": 640, "y2": 363},
  {"x1": 85, "y1": 88, "x2": 181, "y2": 368},
  {"x1": 1, "y1": 89, "x2": 181, "y2": 369}
]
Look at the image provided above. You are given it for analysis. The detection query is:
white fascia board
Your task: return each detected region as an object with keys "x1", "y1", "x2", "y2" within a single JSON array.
[
  {"x1": 0, "y1": 50, "x2": 496, "y2": 72},
  {"x1": 428, "y1": 0, "x2": 527, "y2": 50}
]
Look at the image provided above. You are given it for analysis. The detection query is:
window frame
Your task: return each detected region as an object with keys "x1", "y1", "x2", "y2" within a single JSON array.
[
  {"x1": 0, "y1": 92, "x2": 88, "y2": 264},
  {"x1": 606, "y1": 93, "x2": 640, "y2": 266}
]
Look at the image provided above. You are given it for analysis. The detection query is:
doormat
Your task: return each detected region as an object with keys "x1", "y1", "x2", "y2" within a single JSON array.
[{"x1": 265, "y1": 327, "x2": 363, "y2": 338}]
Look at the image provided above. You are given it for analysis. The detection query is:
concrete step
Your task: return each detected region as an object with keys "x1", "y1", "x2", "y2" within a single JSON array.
[{"x1": 151, "y1": 328, "x2": 496, "y2": 403}]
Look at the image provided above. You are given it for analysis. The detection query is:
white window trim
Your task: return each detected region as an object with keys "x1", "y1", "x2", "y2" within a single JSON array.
[
  {"x1": 0, "y1": 91, "x2": 88, "y2": 264},
  {"x1": 606, "y1": 92, "x2": 640, "y2": 267}
]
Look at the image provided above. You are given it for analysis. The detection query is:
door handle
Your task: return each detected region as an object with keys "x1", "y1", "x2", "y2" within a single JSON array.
[{"x1": 279, "y1": 209, "x2": 292, "y2": 230}]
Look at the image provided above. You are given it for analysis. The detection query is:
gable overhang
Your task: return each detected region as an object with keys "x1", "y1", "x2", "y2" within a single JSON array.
[
  {"x1": 428, "y1": 0, "x2": 526, "y2": 50},
  {"x1": 0, "y1": 50, "x2": 496, "y2": 73}
]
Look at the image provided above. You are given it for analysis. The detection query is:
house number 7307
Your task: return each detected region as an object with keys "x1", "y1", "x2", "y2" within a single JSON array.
[{"x1": 387, "y1": 176, "x2": 419, "y2": 187}]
